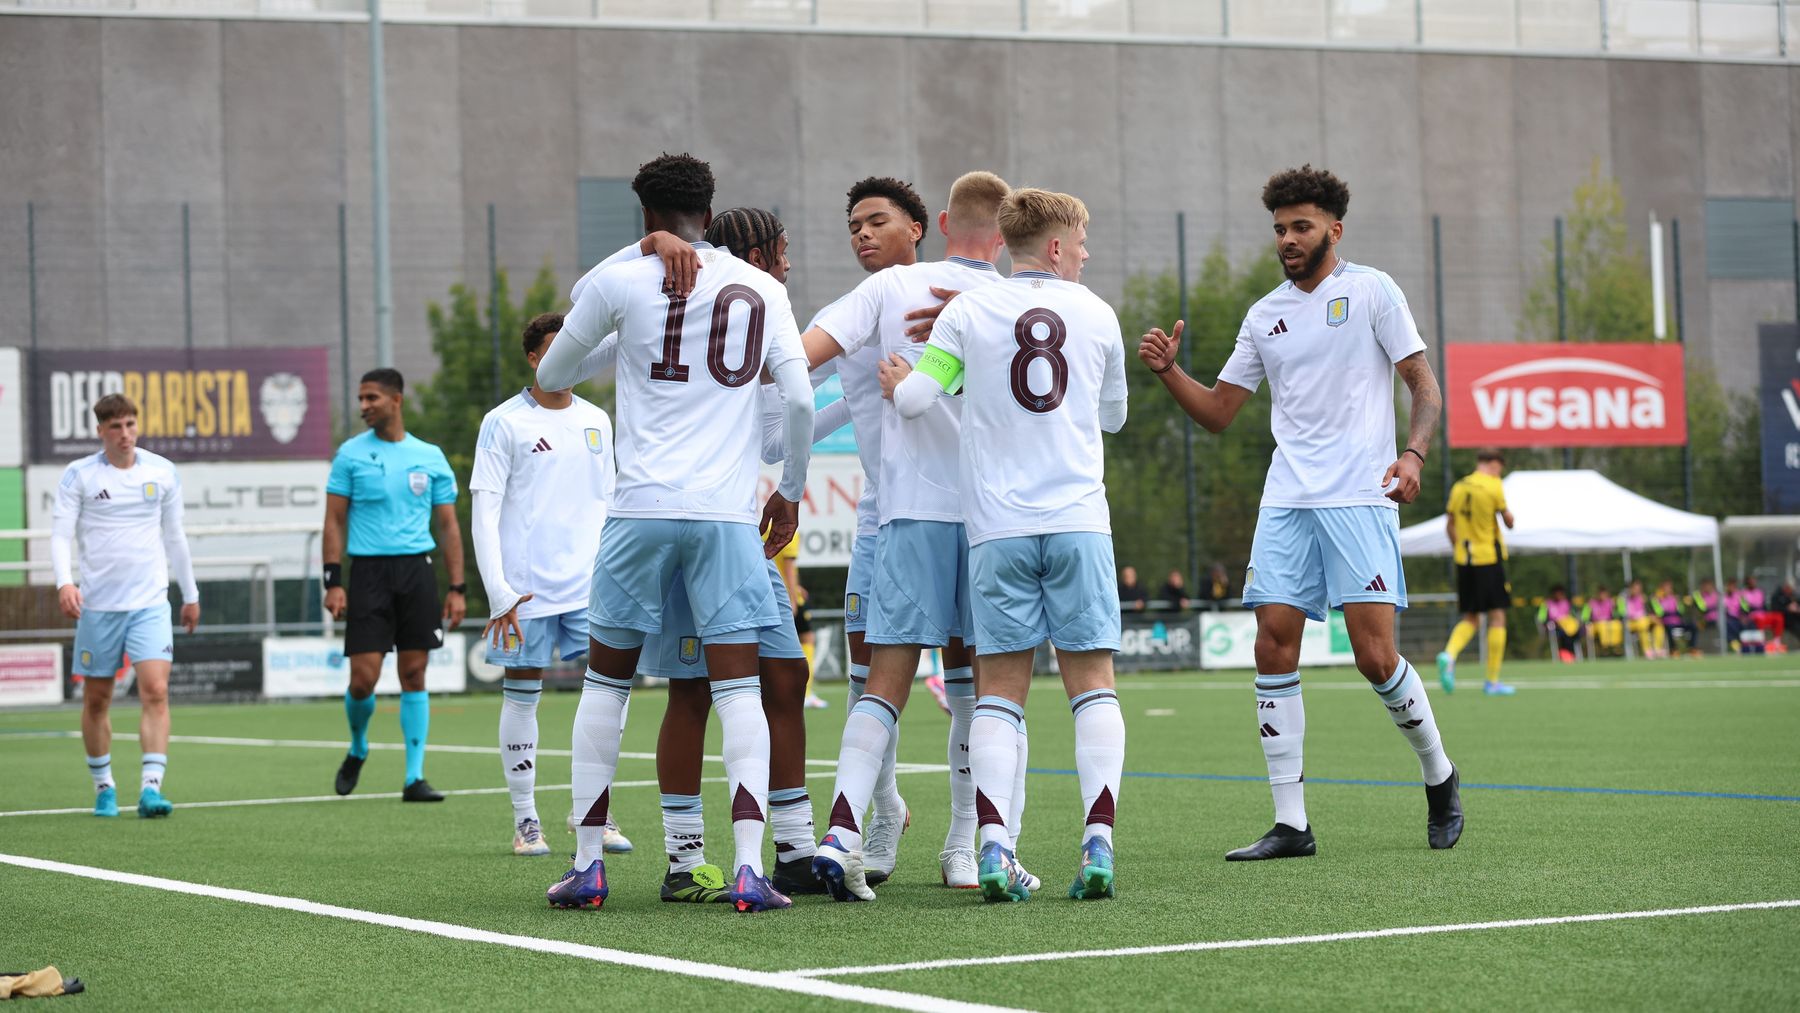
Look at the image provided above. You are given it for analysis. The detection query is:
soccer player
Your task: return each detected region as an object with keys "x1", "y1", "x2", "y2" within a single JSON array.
[
  {"x1": 535, "y1": 155, "x2": 814, "y2": 913},
  {"x1": 323, "y1": 368, "x2": 464, "y2": 803},
  {"x1": 1138, "y1": 164, "x2": 1461, "y2": 860},
  {"x1": 883, "y1": 188, "x2": 1129, "y2": 902},
  {"x1": 52, "y1": 393, "x2": 199, "y2": 819},
  {"x1": 1436, "y1": 448, "x2": 1515, "y2": 695},
  {"x1": 802, "y1": 170, "x2": 1016, "y2": 901},
  {"x1": 473, "y1": 311, "x2": 630, "y2": 857}
]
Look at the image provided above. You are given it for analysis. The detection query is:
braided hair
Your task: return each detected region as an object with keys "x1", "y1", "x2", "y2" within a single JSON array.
[{"x1": 704, "y1": 207, "x2": 786, "y2": 269}]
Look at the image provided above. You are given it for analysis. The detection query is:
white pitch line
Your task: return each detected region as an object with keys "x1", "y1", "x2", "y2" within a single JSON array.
[
  {"x1": 0, "y1": 853, "x2": 1030, "y2": 1013},
  {"x1": 788, "y1": 899, "x2": 1800, "y2": 978},
  {"x1": 1115, "y1": 679, "x2": 1800, "y2": 692}
]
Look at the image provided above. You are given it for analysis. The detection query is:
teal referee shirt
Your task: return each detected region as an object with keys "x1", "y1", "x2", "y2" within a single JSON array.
[{"x1": 326, "y1": 431, "x2": 457, "y2": 556}]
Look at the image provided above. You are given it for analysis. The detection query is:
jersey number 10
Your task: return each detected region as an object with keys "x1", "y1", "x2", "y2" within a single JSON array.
[{"x1": 650, "y1": 284, "x2": 766, "y2": 388}]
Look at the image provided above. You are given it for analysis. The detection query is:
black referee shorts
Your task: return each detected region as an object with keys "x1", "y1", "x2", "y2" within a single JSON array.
[
  {"x1": 346, "y1": 554, "x2": 444, "y2": 656},
  {"x1": 793, "y1": 596, "x2": 813, "y2": 636},
  {"x1": 1455, "y1": 563, "x2": 1512, "y2": 614}
]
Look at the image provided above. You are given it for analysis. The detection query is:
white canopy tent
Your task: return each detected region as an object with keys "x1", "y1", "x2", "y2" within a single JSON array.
[{"x1": 1399, "y1": 470, "x2": 1726, "y2": 653}]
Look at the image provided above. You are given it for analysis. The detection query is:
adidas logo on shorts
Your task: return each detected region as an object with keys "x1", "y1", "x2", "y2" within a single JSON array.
[{"x1": 1364, "y1": 574, "x2": 1389, "y2": 592}]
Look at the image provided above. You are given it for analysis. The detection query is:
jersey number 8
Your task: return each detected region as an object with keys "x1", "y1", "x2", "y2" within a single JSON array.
[
  {"x1": 650, "y1": 284, "x2": 766, "y2": 388},
  {"x1": 1010, "y1": 307, "x2": 1068, "y2": 414}
]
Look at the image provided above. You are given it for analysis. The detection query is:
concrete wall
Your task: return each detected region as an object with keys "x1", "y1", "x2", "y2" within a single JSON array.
[{"x1": 0, "y1": 14, "x2": 1794, "y2": 401}]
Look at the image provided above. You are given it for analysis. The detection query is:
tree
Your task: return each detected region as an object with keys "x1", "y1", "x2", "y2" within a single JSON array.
[
  {"x1": 409, "y1": 264, "x2": 594, "y2": 619},
  {"x1": 1109, "y1": 243, "x2": 1284, "y2": 588}
]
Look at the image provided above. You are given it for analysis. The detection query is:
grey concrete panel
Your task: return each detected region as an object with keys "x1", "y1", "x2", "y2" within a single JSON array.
[
  {"x1": 906, "y1": 35, "x2": 1015, "y2": 262},
  {"x1": 1319, "y1": 51, "x2": 1427, "y2": 310},
  {"x1": 101, "y1": 19, "x2": 225, "y2": 350},
  {"x1": 221, "y1": 21, "x2": 347, "y2": 353},
  {"x1": 1008, "y1": 40, "x2": 1124, "y2": 301},
  {"x1": 1706, "y1": 279, "x2": 1792, "y2": 393},
  {"x1": 0, "y1": 17, "x2": 104, "y2": 349},
  {"x1": 1700, "y1": 64, "x2": 1792, "y2": 199},
  {"x1": 1117, "y1": 43, "x2": 1224, "y2": 292},
  {"x1": 574, "y1": 29, "x2": 700, "y2": 180},
  {"x1": 1419, "y1": 54, "x2": 1520, "y2": 344},
  {"x1": 1220, "y1": 47, "x2": 1324, "y2": 262},
  {"x1": 1610, "y1": 60, "x2": 1709, "y2": 356},
  {"x1": 791, "y1": 32, "x2": 916, "y2": 320},
  {"x1": 1513, "y1": 56, "x2": 1611, "y2": 338},
  {"x1": 693, "y1": 31, "x2": 803, "y2": 286},
  {"x1": 457, "y1": 27, "x2": 579, "y2": 307}
]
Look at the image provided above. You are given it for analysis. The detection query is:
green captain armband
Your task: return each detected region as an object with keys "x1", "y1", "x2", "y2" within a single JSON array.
[{"x1": 916, "y1": 345, "x2": 965, "y2": 394}]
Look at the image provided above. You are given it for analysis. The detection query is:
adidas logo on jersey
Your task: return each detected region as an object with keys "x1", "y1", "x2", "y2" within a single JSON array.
[
  {"x1": 94, "y1": 489, "x2": 111, "y2": 500},
  {"x1": 1267, "y1": 319, "x2": 1289, "y2": 336},
  {"x1": 530, "y1": 438, "x2": 553, "y2": 453},
  {"x1": 1364, "y1": 574, "x2": 1389, "y2": 592}
]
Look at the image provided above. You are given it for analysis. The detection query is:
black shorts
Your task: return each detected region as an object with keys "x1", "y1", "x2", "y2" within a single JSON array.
[
  {"x1": 346, "y1": 554, "x2": 443, "y2": 656},
  {"x1": 1456, "y1": 563, "x2": 1512, "y2": 614},
  {"x1": 792, "y1": 597, "x2": 813, "y2": 636}
]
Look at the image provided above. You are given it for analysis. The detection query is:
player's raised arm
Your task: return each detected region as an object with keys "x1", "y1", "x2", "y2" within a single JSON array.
[
  {"x1": 538, "y1": 277, "x2": 622, "y2": 391},
  {"x1": 1139, "y1": 320, "x2": 1253, "y2": 434},
  {"x1": 159, "y1": 470, "x2": 200, "y2": 633}
]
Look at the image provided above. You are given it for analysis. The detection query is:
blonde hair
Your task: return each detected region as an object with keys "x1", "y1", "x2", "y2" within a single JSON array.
[
  {"x1": 945, "y1": 171, "x2": 1010, "y2": 232},
  {"x1": 997, "y1": 188, "x2": 1089, "y2": 253}
]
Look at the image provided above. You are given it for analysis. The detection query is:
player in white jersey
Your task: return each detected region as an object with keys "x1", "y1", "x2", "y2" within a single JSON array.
[
  {"x1": 51, "y1": 393, "x2": 200, "y2": 819},
  {"x1": 885, "y1": 189, "x2": 1128, "y2": 902},
  {"x1": 800, "y1": 171, "x2": 1020, "y2": 901},
  {"x1": 1138, "y1": 165, "x2": 1460, "y2": 860},
  {"x1": 473, "y1": 311, "x2": 628, "y2": 858},
  {"x1": 535, "y1": 154, "x2": 814, "y2": 914}
]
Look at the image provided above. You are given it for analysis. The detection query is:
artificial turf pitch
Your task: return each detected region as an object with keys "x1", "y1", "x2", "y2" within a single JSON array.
[{"x1": 3, "y1": 656, "x2": 1797, "y2": 1011}]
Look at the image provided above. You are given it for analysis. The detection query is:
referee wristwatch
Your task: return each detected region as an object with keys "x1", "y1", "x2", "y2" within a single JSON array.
[{"x1": 447, "y1": 583, "x2": 468, "y2": 595}]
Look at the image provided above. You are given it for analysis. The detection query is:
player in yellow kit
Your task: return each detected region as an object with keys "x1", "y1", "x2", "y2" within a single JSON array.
[{"x1": 1437, "y1": 449, "x2": 1515, "y2": 696}]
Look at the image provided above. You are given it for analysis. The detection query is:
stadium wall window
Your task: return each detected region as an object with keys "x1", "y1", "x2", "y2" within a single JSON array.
[
  {"x1": 579, "y1": 177, "x2": 640, "y2": 273},
  {"x1": 1704, "y1": 197, "x2": 1798, "y2": 280}
]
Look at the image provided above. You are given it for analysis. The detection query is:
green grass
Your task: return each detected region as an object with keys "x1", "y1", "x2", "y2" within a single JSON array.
[{"x1": 4, "y1": 656, "x2": 1798, "y2": 1010}]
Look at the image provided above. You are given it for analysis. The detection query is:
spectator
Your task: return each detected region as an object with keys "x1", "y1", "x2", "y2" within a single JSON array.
[
  {"x1": 1537, "y1": 585, "x2": 1583, "y2": 662},
  {"x1": 1722, "y1": 578, "x2": 1746, "y2": 651},
  {"x1": 1623, "y1": 580, "x2": 1667, "y2": 658},
  {"x1": 1159, "y1": 569, "x2": 1191, "y2": 612},
  {"x1": 1770, "y1": 582, "x2": 1799, "y2": 649},
  {"x1": 1689, "y1": 579, "x2": 1721, "y2": 645},
  {"x1": 1743, "y1": 576, "x2": 1781, "y2": 652},
  {"x1": 1197, "y1": 563, "x2": 1232, "y2": 612},
  {"x1": 1654, "y1": 580, "x2": 1697, "y2": 657},
  {"x1": 1118, "y1": 565, "x2": 1148, "y2": 613},
  {"x1": 1582, "y1": 586, "x2": 1624, "y2": 657}
]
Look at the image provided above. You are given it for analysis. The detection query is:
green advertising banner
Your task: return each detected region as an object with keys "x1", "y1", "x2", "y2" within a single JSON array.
[{"x1": 0, "y1": 468, "x2": 22, "y2": 587}]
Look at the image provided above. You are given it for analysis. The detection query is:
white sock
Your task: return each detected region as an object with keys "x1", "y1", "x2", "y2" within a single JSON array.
[
  {"x1": 1071, "y1": 689, "x2": 1124, "y2": 845},
  {"x1": 769, "y1": 787, "x2": 816, "y2": 862},
  {"x1": 712, "y1": 676, "x2": 771, "y2": 876},
  {"x1": 1374, "y1": 659, "x2": 1454, "y2": 786},
  {"x1": 660, "y1": 792, "x2": 706, "y2": 874},
  {"x1": 1255, "y1": 672, "x2": 1307, "y2": 829},
  {"x1": 971, "y1": 696, "x2": 1023, "y2": 850},
  {"x1": 140, "y1": 753, "x2": 166, "y2": 794},
  {"x1": 87, "y1": 753, "x2": 114, "y2": 791},
  {"x1": 1010, "y1": 719, "x2": 1029, "y2": 846},
  {"x1": 850, "y1": 665, "x2": 904, "y2": 820},
  {"x1": 571, "y1": 670, "x2": 632, "y2": 869},
  {"x1": 943, "y1": 666, "x2": 976, "y2": 850},
  {"x1": 499, "y1": 679, "x2": 541, "y2": 823},
  {"x1": 824, "y1": 694, "x2": 896, "y2": 854}
]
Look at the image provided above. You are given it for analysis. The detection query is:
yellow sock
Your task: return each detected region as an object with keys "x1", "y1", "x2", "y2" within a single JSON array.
[
  {"x1": 1445, "y1": 620, "x2": 1478, "y2": 661},
  {"x1": 1485, "y1": 627, "x2": 1506, "y2": 684}
]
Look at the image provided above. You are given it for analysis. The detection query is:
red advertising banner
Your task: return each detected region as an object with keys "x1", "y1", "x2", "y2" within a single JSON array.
[
  {"x1": 1445, "y1": 343, "x2": 1687, "y2": 448},
  {"x1": 32, "y1": 347, "x2": 331, "y2": 462}
]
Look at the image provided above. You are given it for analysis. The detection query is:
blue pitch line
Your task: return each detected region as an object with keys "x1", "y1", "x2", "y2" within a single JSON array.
[{"x1": 1024, "y1": 767, "x2": 1800, "y2": 803}]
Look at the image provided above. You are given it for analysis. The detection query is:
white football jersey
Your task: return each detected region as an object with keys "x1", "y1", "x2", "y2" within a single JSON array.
[
  {"x1": 813, "y1": 257, "x2": 1003, "y2": 525},
  {"x1": 1218, "y1": 260, "x2": 1427, "y2": 510},
  {"x1": 559, "y1": 242, "x2": 805, "y2": 523},
  {"x1": 927, "y1": 273, "x2": 1127, "y2": 546},
  {"x1": 52, "y1": 450, "x2": 194, "y2": 612},
  {"x1": 470, "y1": 390, "x2": 615, "y2": 619},
  {"x1": 808, "y1": 296, "x2": 885, "y2": 540}
]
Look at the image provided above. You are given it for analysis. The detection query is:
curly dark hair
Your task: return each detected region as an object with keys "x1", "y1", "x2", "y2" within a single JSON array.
[
  {"x1": 704, "y1": 207, "x2": 785, "y2": 265},
  {"x1": 522, "y1": 312, "x2": 563, "y2": 357},
  {"x1": 847, "y1": 176, "x2": 929, "y2": 244},
  {"x1": 1261, "y1": 164, "x2": 1350, "y2": 219},
  {"x1": 632, "y1": 152, "x2": 714, "y2": 216}
]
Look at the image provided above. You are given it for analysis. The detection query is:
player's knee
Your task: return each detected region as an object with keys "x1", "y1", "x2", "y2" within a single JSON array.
[
  {"x1": 1253, "y1": 630, "x2": 1300, "y2": 671},
  {"x1": 136, "y1": 682, "x2": 169, "y2": 708},
  {"x1": 1352, "y1": 644, "x2": 1398, "y2": 682}
]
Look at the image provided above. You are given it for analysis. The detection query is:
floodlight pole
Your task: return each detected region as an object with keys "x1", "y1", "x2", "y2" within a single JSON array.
[{"x1": 369, "y1": 0, "x2": 394, "y2": 369}]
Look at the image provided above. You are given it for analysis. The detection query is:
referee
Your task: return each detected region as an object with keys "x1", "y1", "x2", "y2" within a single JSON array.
[
  {"x1": 322, "y1": 368, "x2": 465, "y2": 801},
  {"x1": 1436, "y1": 448, "x2": 1515, "y2": 696}
]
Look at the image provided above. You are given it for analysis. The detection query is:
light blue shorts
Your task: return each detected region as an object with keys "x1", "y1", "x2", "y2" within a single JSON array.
[
  {"x1": 485, "y1": 609, "x2": 588, "y2": 669},
  {"x1": 73, "y1": 605, "x2": 173, "y2": 677},
  {"x1": 970, "y1": 532, "x2": 1122, "y2": 655},
  {"x1": 640, "y1": 562, "x2": 806, "y2": 680},
  {"x1": 587, "y1": 517, "x2": 779, "y2": 649},
  {"x1": 1243, "y1": 506, "x2": 1408, "y2": 621},
  {"x1": 843, "y1": 532, "x2": 877, "y2": 634},
  {"x1": 868, "y1": 519, "x2": 971, "y2": 648}
]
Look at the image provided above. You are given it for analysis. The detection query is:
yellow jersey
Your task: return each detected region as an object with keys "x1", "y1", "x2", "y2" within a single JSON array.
[{"x1": 1447, "y1": 471, "x2": 1507, "y2": 566}]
